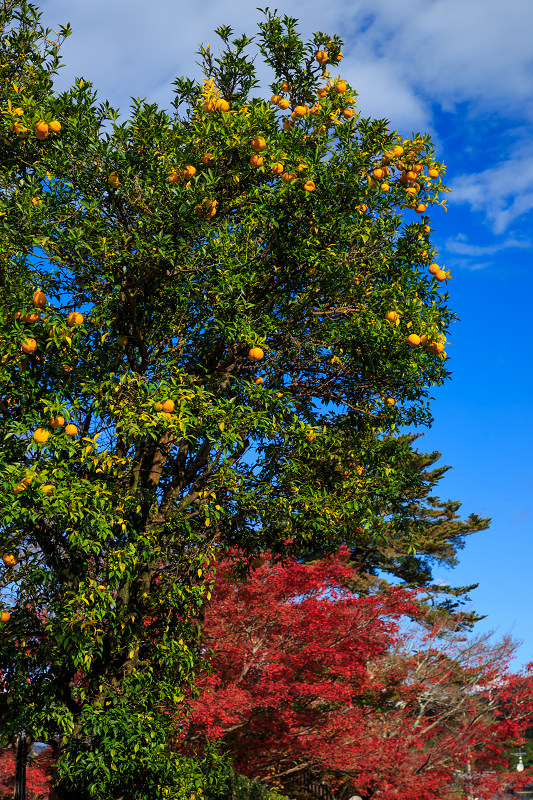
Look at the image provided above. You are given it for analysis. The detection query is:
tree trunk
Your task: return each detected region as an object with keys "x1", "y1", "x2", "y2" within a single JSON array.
[{"x1": 13, "y1": 734, "x2": 28, "y2": 800}]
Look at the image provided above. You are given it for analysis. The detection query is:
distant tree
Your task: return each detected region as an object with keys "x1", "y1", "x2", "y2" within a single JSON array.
[{"x1": 181, "y1": 548, "x2": 533, "y2": 800}]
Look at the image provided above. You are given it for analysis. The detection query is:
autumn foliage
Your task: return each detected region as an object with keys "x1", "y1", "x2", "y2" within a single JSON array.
[{"x1": 180, "y1": 548, "x2": 533, "y2": 800}]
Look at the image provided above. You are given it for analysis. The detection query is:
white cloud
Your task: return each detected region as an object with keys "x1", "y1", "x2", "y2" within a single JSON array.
[
  {"x1": 445, "y1": 233, "x2": 531, "y2": 257},
  {"x1": 450, "y1": 150, "x2": 533, "y2": 234}
]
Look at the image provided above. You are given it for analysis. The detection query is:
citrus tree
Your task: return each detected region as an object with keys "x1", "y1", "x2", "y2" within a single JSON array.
[{"x1": 0, "y1": 2, "x2": 454, "y2": 798}]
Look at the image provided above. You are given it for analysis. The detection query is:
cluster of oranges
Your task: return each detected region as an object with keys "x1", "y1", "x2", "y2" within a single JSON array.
[
  {"x1": 384, "y1": 311, "x2": 447, "y2": 360},
  {"x1": 12, "y1": 292, "x2": 84, "y2": 360},
  {"x1": 9, "y1": 112, "x2": 61, "y2": 140}
]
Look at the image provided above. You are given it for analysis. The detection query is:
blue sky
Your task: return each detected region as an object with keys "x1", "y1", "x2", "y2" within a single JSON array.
[{"x1": 39, "y1": 0, "x2": 533, "y2": 667}]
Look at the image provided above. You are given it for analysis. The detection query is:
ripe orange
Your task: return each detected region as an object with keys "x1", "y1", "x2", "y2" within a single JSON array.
[
  {"x1": 22, "y1": 312, "x2": 40, "y2": 323},
  {"x1": 414, "y1": 203, "x2": 427, "y2": 214},
  {"x1": 271, "y1": 94, "x2": 281, "y2": 104},
  {"x1": 335, "y1": 81, "x2": 347, "y2": 93},
  {"x1": 50, "y1": 415, "x2": 65, "y2": 429},
  {"x1": 372, "y1": 168, "x2": 384, "y2": 180},
  {"x1": 342, "y1": 108, "x2": 354, "y2": 119},
  {"x1": 250, "y1": 154, "x2": 264, "y2": 168},
  {"x1": 251, "y1": 137, "x2": 266, "y2": 152},
  {"x1": 254, "y1": 377, "x2": 264, "y2": 385},
  {"x1": 32, "y1": 290, "x2": 46, "y2": 308},
  {"x1": 413, "y1": 164, "x2": 423, "y2": 174},
  {"x1": 385, "y1": 311, "x2": 399, "y2": 323},
  {"x1": 282, "y1": 119, "x2": 293, "y2": 131},
  {"x1": 202, "y1": 153, "x2": 215, "y2": 166},
  {"x1": 271, "y1": 162, "x2": 284, "y2": 175},
  {"x1": 294, "y1": 105, "x2": 308, "y2": 117},
  {"x1": 41, "y1": 484, "x2": 54, "y2": 495},
  {"x1": 310, "y1": 104, "x2": 321, "y2": 115},
  {"x1": 216, "y1": 99, "x2": 229, "y2": 112},
  {"x1": 14, "y1": 483, "x2": 27, "y2": 495},
  {"x1": 31, "y1": 197, "x2": 43, "y2": 206},
  {"x1": 33, "y1": 428, "x2": 50, "y2": 444},
  {"x1": 435, "y1": 270, "x2": 447, "y2": 282},
  {"x1": 282, "y1": 171, "x2": 297, "y2": 183},
  {"x1": 316, "y1": 50, "x2": 328, "y2": 64},
  {"x1": 407, "y1": 334, "x2": 421, "y2": 347},
  {"x1": 317, "y1": 87, "x2": 328, "y2": 98},
  {"x1": 385, "y1": 397, "x2": 395, "y2": 406},
  {"x1": 2, "y1": 554, "x2": 17, "y2": 568},
  {"x1": 108, "y1": 172, "x2": 120, "y2": 189},
  {"x1": 356, "y1": 203, "x2": 367, "y2": 214},
  {"x1": 21, "y1": 338, "x2": 37, "y2": 354},
  {"x1": 303, "y1": 180, "x2": 315, "y2": 192},
  {"x1": 428, "y1": 168, "x2": 440, "y2": 178},
  {"x1": 64, "y1": 424, "x2": 78, "y2": 437},
  {"x1": 248, "y1": 347, "x2": 264, "y2": 361},
  {"x1": 62, "y1": 364, "x2": 73, "y2": 372},
  {"x1": 35, "y1": 121, "x2": 49, "y2": 140},
  {"x1": 336, "y1": 52, "x2": 343, "y2": 61},
  {"x1": 393, "y1": 145, "x2": 404, "y2": 157},
  {"x1": 428, "y1": 263, "x2": 440, "y2": 275},
  {"x1": 67, "y1": 312, "x2": 83, "y2": 327},
  {"x1": 423, "y1": 224, "x2": 431, "y2": 234},
  {"x1": 278, "y1": 98, "x2": 289, "y2": 110},
  {"x1": 183, "y1": 165, "x2": 197, "y2": 179},
  {"x1": 161, "y1": 399, "x2": 175, "y2": 413},
  {"x1": 280, "y1": 81, "x2": 290, "y2": 92},
  {"x1": 380, "y1": 183, "x2": 389, "y2": 192},
  {"x1": 168, "y1": 170, "x2": 180, "y2": 183},
  {"x1": 204, "y1": 199, "x2": 217, "y2": 219},
  {"x1": 49, "y1": 120, "x2": 61, "y2": 133},
  {"x1": 0, "y1": 611, "x2": 10, "y2": 623}
]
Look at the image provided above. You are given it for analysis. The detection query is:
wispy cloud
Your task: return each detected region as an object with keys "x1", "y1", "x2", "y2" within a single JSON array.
[{"x1": 445, "y1": 233, "x2": 531, "y2": 257}]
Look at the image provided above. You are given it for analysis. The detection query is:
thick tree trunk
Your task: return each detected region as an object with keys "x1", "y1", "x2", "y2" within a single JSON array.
[{"x1": 13, "y1": 734, "x2": 27, "y2": 800}]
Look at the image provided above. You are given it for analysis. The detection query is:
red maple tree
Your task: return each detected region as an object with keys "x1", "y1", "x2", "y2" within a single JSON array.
[{"x1": 178, "y1": 547, "x2": 533, "y2": 800}]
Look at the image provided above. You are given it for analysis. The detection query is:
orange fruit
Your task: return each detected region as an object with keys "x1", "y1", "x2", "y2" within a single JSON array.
[
  {"x1": 271, "y1": 94, "x2": 281, "y2": 104},
  {"x1": 216, "y1": 99, "x2": 229, "y2": 112},
  {"x1": 67, "y1": 312, "x2": 83, "y2": 327},
  {"x1": 14, "y1": 483, "x2": 27, "y2": 495},
  {"x1": 294, "y1": 105, "x2": 308, "y2": 117},
  {"x1": 428, "y1": 168, "x2": 439, "y2": 178},
  {"x1": 407, "y1": 334, "x2": 421, "y2": 347},
  {"x1": 248, "y1": 347, "x2": 264, "y2": 361},
  {"x1": 154, "y1": 402, "x2": 163, "y2": 412},
  {"x1": 22, "y1": 312, "x2": 40, "y2": 322},
  {"x1": 254, "y1": 377, "x2": 264, "y2": 385},
  {"x1": 0, "y1": 611, "x2": 10, "y2": 623},
  {"x1": 278, "y1": 98, "x2": 289, "y2": 110},
  {"x1": 108, "y1": 172, "x2": 119, "y2": 189},
  {"x1": 62, "y1": 364, "x2": 73, "y2": 373},
  {"x1": 64, "y1": 424, "x2": 78, "y2": 437},
  {"x1": 35, "y1": 121, "x2": 49, "y2": 140},
  {"x1": 303, "y1": 180, "x2": 315, "y2": 192},
  {"x1": 250, "y1": 153, "x2": 264, "y2": 168},
  {"x1": 385, "y1": 397, "x2": 395, "y2": 406},
  {"x1": 21, "y1": 338, "x2": 37, "y2": 354},
  {"x1": 428, "y1": 263, "x2": 440, "y2": 275},
  {"x1": 336, "y1": 53, "x2": 343, "y2": 61},
  {"x1": 182, "y1": 165, "x2": 197, "y2": 179},
  {"x1": 423, "y1": 224, "x2": 431, "y2": 233},
  {"x1": 393, "y1": 145, "x2": 404, "y2": 157},
  {"x1": 204, "y1": 199, "x2": 217, "y2": 219},
  {"x1": 32, "y1": 290, "x2": 46, "y2": 308},
  {"x1": 380, "y1": 183, "x2": 389, "y2": 192},
  {"x1": 385, "y1": 311, "x2": 399, "y2": 323},
  {"x1": 2, "y1": 554, "x2": 17, "y2": 568},
  {"x1": 413, "y1": 164, "x2": 423, "y2": 174},
  {"x1": 280, "y1": 81, "x2": 290, "y2": 92},
  {"x1": 49, "y1": 120, "x2": 61, "y2": 133},
  {"x1": 271, "y1": 162, "x2": 284, "y2": 175},
  {"x1": 435, "y1": 270, "x2": 447, "y2": 282},
  {"x1": 282, "y1": 119, "x2": 293, "y2": 131},
  {"x1": 342, "y1": 108, "x2": 354, "y2": 119},
  {"x1": 50, "y1": 415, "x2": 65, "y2": 429},
  {"x1": 161, "y1": 399, "x2": 175, "y2": 413},
  {"x1": 33, "y1": 428, "x2": 50, "y2": 444},
  {"x1": 41, "y1": 484, "x2": 54, "y2": 495},
  {"x1": 310, "y1": 104, "x2": 321, "y2": 115},
  {"x1": 317, "y1": 87, "x2": 328, "y2": 98},
  {"x1": 414, "y1": 203, "x2": 427, "y2": 214},
  {"x1": 202, "y1": 153, "x2": 215, "y2": 166},
  {"x1": 356, "y1": 203, "x2": 367, "y2": 214},
  {"x1": 372, "y1": 168, "x2": 384, "y2": 180},
  {"x1": 251, "y1": 136, "x2": 266, "y2": 152},
  {"x1": 168, "y1": 170, "x2": 180, "y2": 183},
  {"x1": 316, "y1": 50, "x2": 328, "y2": 64},
  {"x1": 335, "y1": 82, "x2": 347, "y2": 93},
  {"x1": 282, "y1": 172, "x2": 297, "y2": 183},
  {"x1": 31, "y1": 197, "x2": 43, "y2": 206}
]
